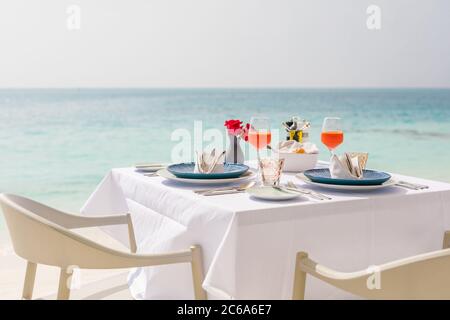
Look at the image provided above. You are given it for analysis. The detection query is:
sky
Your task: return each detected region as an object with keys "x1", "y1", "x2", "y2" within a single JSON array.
[{"x1": 0, "y1": 0, "x2": 449, "y2": 88}]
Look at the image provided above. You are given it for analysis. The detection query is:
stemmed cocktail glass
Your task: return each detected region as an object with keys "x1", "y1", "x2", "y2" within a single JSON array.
[{"x1": 321, "y1": 117, "x2": 344, "y2": 156}]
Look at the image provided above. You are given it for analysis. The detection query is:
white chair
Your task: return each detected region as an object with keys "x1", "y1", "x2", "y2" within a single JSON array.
[
  {"x1": 293, "y1": 231, "x2": 450, "y2": 300},
  {"x1": 0, "y1": 193, "x2": 206, "y2": 300}
]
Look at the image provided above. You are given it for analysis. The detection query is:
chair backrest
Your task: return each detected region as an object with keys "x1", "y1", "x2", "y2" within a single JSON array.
[
  {"x1": 0, "y1": 194, "x2": 142, "y2": 269},
  {"x1": 302, "y1": 248, "x2": 450, "y2": 299}
]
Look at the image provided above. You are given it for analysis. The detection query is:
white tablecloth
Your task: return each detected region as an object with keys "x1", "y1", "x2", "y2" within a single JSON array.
[{"x1": 81, "y1": 164, "x2": 450, "y2": 299}]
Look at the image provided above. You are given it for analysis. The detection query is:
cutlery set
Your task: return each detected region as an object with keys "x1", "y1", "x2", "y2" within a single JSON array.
[
  {"x1": 142, "y1": 172, "x2": 158, "y2": 177},
  {"x1": 394, "y1": 181, "x2": 429, "y2": 190},
  {"x1": 137, "y1": 163, "x2": 429, "y2": 199},
  {"x1": 193, "y1": 181, "x2": 255, "y2": 196},
  {"x1": 135, "y1": 163, "x2": 166, "y2": 177},
  {"x1": 287, "y1": 181, "x2": 332, "y2": 200},
  {"x1": 272, "y1": 181, "x2": 331, "y2": 200},
  {"x1": 191, "y1": 179, "x2": 429, "y2": 198},
  {"x1": 193, "y1": 180, "x2": 333, "y2": 200}
]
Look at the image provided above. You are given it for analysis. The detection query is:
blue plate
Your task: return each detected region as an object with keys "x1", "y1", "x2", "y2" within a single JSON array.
[
  {"x1": 167, "y1": 162, "x2": 249, "y2": 179},
  {"x1": 303, "y1": 168, "x2": 391, "y2": 186}
]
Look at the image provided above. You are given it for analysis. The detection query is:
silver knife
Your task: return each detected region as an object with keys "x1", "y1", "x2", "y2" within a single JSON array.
[
  {"x1": 203, "y1": 189, "x2": 244, "y2": 196},
  {"x1": 274, "y1": 186, "x2": 325, "y2": 200}
]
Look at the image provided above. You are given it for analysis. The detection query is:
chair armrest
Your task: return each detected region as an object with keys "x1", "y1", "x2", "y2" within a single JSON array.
[
  {"x1": 61, "y1": 213, "x2": 130, "y2": 229},
  {"x1": 443, "y1": 231, "x2": 450, "y2": 249},
  {"x1": 296, "y1": 252, "x2": 318, "y2": 274},
  {"x1": 62, "y1": 213, "x2": 137, "y2": 253},
  {"x1": 120, "y1": 249, "x2": 194, "y2": 268},
  {"x1": 66, "y1": 234, "x2": 196, "y2": 269}
]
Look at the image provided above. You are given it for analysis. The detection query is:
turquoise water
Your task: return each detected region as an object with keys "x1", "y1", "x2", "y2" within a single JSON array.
[{"x1": 1, "y1": 88, "x2": 450, "y2": 223}]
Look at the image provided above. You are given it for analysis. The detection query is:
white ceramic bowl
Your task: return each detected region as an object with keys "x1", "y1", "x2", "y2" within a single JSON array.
[{"x1": 277, "y1": 152, "x2": 319, "y2": 172}]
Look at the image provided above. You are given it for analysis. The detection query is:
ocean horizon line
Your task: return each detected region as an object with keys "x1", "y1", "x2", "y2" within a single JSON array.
[{"x1": 1, "y1": 86, "x2": 450, "y2": 91}]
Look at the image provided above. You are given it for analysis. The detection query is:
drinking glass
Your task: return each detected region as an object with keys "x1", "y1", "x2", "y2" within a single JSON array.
[
  {"x1": 248, "y1": 116, "x2": 273, "y2": 184},
  {"x1": 258, "y1": 158, "x2": 285, "y2": 186},
  {"x1": 248, "y1": 117, "x2": 272, "y2": 151},
  {"x1": 321, "y1": 117, "x2": 343, "y2": 155}
]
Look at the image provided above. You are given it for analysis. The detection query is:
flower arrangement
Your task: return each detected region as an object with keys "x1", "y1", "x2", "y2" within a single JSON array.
[
  {"x1": 224, "y1": 119, "x2": 250, "y2": 141},
  {"x1": 224, "y1": 119, "x2": 249, "y2": 164}
]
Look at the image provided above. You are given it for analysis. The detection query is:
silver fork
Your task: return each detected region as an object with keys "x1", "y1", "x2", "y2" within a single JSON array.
[
  {"x1": 142, "y1": 172, "x2": 158, "y2": 177},
  {"x1": 283, "y1": 185, "x2": 325, "y2": 200},
  {"x1": 394, "y1": 182, "x2": 424, "y2": 190},
  {"x1": 397, "y1": 180, "x2": 429, "y2": 190},
  {"x1": 282, "y1": 182, "x2": 322, "y2": 200},
  {"x1": 202, "y1": 185, "x2": 250, "y2": 196},
  {"x1": 272, "y1": 186, "x2": 322, "y2": 200},
  {"x1": 287, "y1": 181, "x2": 332, "y2": 200},
  {"x1": 194, "y1": 181, "x2": 255, "y2": 194}
]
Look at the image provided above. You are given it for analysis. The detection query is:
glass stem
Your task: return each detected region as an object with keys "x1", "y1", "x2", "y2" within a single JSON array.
[
  {"x1": 256, "y1": 149, "x2": 262, "y2": 185},
  {"x1": 329, "y1": 148, "x2": 334, "y2": 162}
]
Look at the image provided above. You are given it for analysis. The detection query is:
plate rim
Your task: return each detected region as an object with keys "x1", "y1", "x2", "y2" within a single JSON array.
[
  {"x1": 296, "y1": 173, "x2": 396, "y2": 190},
  {"x1": 167, "y1": 162, "x2": 250, "y2": 179},
  {"x1": 303, "y1": 168, "x2": 391, "y2": 185},
  {"x1": 157, "y1": 168, "x2": 256, "y2": 184}
]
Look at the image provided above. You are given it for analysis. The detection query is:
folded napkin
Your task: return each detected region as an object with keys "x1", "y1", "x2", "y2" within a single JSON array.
[
  {"x1": 195, "y1": 149, "x2": 225, "y2": 174},
  {"x1": 278, "y1": 140, "x2": 319, "y2": 154},
  {"x1": 330, "y1": 152, "x2": 368, "y2": 179}
]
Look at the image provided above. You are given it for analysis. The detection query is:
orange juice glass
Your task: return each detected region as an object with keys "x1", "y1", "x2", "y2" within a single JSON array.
[
  {"x1": 248, "y1": 131, "x2": 272, "y2": 150},
  {"x1": 321, "y1": 117, "x2": 343, "y2": 154},
  {"x1": 321, "y1": 131, "x2": 344, "y2": 150}
]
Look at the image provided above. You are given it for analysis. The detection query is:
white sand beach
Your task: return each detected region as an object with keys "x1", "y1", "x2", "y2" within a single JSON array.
[{"x1": 0, "y1": 227, "x2": 132, "y2": 300}]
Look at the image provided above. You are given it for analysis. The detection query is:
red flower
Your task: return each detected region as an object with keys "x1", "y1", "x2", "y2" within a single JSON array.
[
  {"x1": 224, "y1": 119, "x2": 242, "y2": 130},
  {"x1": 224, "y1": 120, "x2": 250, "y2": 140},
  {"x1": 241, "y1": 123, "x2": 250, "y2": 141},
  {"x1": 224, "y1": 119, "x2": 243, "y2": 136}
]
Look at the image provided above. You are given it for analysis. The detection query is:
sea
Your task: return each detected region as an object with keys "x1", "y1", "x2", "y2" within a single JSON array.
[{"x1": 1, "y1": 88, "x2": 450, "y2": 228}]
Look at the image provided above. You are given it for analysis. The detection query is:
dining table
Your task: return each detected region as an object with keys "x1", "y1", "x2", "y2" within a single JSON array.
[{"x1": 81, "y1": 161, "x2": 450, "y2": 299}]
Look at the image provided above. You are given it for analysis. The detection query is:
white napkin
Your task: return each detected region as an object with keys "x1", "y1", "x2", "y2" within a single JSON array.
[
  {"x1": 330, "y1": 152, "x2": 368, "y2": 179},
  {"x1": 194, "y1": 149, "x2": 225, "y2": 174},
  {"x1": 277, "y1": 140, "x2": 319, "y2": 154}
]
